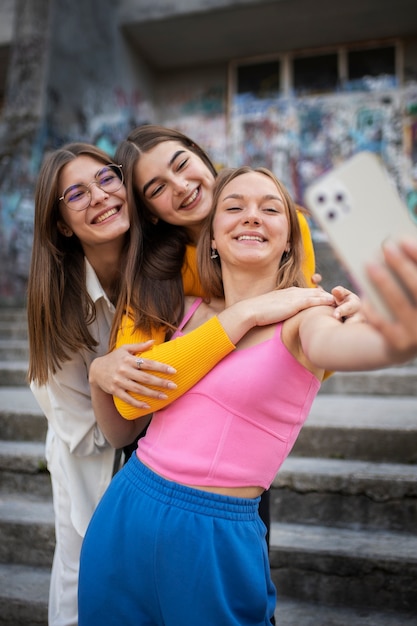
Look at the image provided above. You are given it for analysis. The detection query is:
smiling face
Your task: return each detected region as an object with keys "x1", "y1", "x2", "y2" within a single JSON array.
[
  {"x1": 133, "y1": 140, "x2": 216, "y2": 241},
  {"x1": 57, "y1": 155, "x2": 130, "y2": 254},
  {"x1": 211, "y1": 170, "x2": 290, "y2": 271}
]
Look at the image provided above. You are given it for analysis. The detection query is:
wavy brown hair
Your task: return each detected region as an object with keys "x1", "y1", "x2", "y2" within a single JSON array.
[
  {"x1": 27, "y1": 143, "x2": 128, "y2": 385},
  {"x1": 197, "y1": 166, "x2": 307, "y2": 298},
  {"x1": 111, "y1": 125, "x2": 217, "y2": 344}
]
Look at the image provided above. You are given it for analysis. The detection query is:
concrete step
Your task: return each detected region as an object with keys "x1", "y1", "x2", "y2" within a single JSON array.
[
  {"x1": 0, "y1": 440, "x2": 51, "y2": 499},
  {"x1": 293, "y1": 394, "x2": 417, "y2": 463},
  {"x1": 271, "y1": 457, "x2": 417, "y2": 533},
  {"x1": 0, "y1": 387, "x2": 46, "y2": 442},
  {"x1": 321, "y1": 365, "x2": 417, "y2": 396},
  {"x1": 275, "y1": 598, "x2": 417, "y2": 626},
  {"x1": 0, "y1": 440, "x2": 47, "y2": 472},
  {"x1": 0, "y1": 361, "x2": 28, "y2": 386},
  {"x1": 0, "y1": 309, "x2": 27, "y2": 322},
  {"x1": 0, "y1": 563, "x2": 49, "y2": 626},
  {"x1": 0, "y1": 321, "x2": 28, "y2": 340},
  {"x1": 0, "y1": 496, "x2": 54, "y2": 567},
  {"x1": 270, "y1": 522, "x2": 417, "y2": 615},
  {"x1": 0, "y1": 338, "x2": 29, "y2": 360}
]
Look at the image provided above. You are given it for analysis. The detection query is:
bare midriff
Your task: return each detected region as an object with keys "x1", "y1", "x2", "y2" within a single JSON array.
[{"x1": 140, "y1": 459, "x2": 264, "y2": 499}]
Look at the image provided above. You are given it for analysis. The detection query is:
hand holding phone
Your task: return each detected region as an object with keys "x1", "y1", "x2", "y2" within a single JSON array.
[{"x1": 304, "y1": 151, "x2": 417, "y2": 319}]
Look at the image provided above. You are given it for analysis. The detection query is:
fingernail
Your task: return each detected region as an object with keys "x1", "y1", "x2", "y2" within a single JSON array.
[
  {"x1": 158, "y1": 393, "x2": 168, "y2": 399},
  {"x1": 167, "y1": 382, "x2": 177, "y2": 389},
  {"x1": 167, "y1": 367, "x2": 177, "y2": 374}
]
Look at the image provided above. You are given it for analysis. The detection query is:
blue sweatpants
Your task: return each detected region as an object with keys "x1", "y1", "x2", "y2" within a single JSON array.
[{"x1": 78, "y1": 453, "x2": 276, "y2": 625}]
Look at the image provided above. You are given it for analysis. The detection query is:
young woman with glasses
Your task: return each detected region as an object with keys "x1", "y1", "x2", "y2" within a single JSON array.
[{"x1": 27, "y1": 143, "x2": 178, "y2": 626}]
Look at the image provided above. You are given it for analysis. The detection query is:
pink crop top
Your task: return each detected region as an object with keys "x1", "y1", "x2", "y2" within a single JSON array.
[{"x1": 137, "y1": 301, "x2": 321, "y2": 490}]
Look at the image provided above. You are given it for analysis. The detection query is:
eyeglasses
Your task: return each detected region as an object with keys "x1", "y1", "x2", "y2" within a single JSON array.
[{"x1": 58, "y1": 164, "x2": 124, "y2": 211}]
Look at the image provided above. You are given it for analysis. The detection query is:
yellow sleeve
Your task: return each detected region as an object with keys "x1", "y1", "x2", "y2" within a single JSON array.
[
  {"x1": 182, "y1": 244, "x2": 206, "y2": 297},
  {"x1": 114, "y1": 314, "x2": 235, "y2": 420},
  {"x1": 297, "y1": 209, "x2": 315, "y2": 287}
]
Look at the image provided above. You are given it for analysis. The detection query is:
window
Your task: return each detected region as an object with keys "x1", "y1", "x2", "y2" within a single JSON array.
[
  {"x1": 293, "y1": 53, "x2": 339, "y2": 96},
  {"x1": 346, "y1": 46, "x2": 397, "y2": 90},
  {"x1": 233, "y1": 42, "x2": 399, "y2": 98},
  {"x1": 236, "y1": 60, "x2": 280, "y2": 99}
]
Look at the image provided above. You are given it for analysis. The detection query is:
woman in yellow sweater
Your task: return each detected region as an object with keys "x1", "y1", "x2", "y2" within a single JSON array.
[{"x1": 91, "y1": 125, "x2": 361, "y2": 412}]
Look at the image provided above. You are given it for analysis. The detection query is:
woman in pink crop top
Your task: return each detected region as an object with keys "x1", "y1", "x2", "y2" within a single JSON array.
[{"x1": 79, "y1": 167, "x2": 414, "y2": 626}]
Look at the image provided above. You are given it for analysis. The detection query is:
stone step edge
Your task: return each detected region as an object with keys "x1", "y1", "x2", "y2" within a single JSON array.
[
  {"x1": 0, "y1": 496, "x2": 54, "y2": 525},
  {"x1": 274, "y1": 597, "x2": 417, "y2": 626},
  {"x1": 274, "y1": 456, "x2": 417, "y2": 497},
  {"x1": 0, "y1": 440, "x2": 47, "y2": 473},
  {"x1": 270, "y1": 521, "x2": 417, "y2": 563}
]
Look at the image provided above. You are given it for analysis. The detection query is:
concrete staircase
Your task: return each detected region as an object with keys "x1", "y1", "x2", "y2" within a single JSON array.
[
  {"x1": 0, "y1": 309, "x2": 52, "y2": 626},
  {"x1": 0, "y1": 308, "x2": 416, "y2": 625}
]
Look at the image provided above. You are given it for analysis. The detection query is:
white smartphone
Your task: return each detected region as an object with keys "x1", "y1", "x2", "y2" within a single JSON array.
[{"x1": 304, "y1": 151, "x2": 417, "y2": 319}]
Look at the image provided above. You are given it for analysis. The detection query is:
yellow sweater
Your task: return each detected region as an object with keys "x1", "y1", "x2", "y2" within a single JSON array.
[{"x1": 115, "y1": 210, "x2": 317, "y2": 420}]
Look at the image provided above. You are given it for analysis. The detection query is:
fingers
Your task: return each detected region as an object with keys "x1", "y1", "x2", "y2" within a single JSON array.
[
  {"x1": 300, "y1": 287, "x2": 335, "y2": 308},
  {"x1": 330, "y1": 286, "x2": 364, "y2": 322},
  {"x1": 400, "y1": 237, "x2": 417, "y2": 262},
  {"x1": 311, "y1": 273, "x2": 323, "y2": 286},
  {"x1": 364, "y1": 242, "x2": 417, "y2": 353},
  {"x1": 362, "y1": 299, "x2": 416, "y2": 353},
  {"x1": 382, "y1": 241, "x2": 417, "y2": 304},
  {"x1": 131, "y1": 368, "x2": 177, "y2": 393},
  {"x1": 134, "y1": 356, "x2": 176, "y2": 376},
  {"x1": 367, "y1": 251, "x2": 414, "y2": 320}
]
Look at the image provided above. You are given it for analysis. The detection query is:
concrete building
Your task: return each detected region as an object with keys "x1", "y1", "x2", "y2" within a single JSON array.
[{"x1": 0, "y1": 0, "x2": 416, "y2": 304}]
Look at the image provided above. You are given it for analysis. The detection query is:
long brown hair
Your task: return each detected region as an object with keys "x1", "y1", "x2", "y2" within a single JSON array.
[
  {"x1": 111, "y1": 125, "x2": 217, "y2": 344},
  {"x1": 197, "y1": 166, "x2": 307, "y2": 298},
  {"x1": 27, "y1": 143, "x2": 128, "y2": 384}
]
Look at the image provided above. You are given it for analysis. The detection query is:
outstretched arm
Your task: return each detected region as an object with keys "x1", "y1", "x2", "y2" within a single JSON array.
[{"x1": 298, "y1": 304, "x2": 413, "y2": 373}]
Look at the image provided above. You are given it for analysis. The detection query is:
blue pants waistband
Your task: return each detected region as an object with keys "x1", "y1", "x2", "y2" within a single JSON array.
[{"x1": 124, "y1": 453, "x2": 261, "y2": 521}]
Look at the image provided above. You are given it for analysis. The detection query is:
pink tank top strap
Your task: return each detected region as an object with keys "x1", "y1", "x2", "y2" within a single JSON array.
[{"x1": 172, "y1": 297, "x2": 203, "y2": 338}]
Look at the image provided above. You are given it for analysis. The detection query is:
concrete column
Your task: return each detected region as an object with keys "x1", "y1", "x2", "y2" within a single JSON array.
[{"x1": 0, "y1": 0, "x2": 52, "y2": 305}]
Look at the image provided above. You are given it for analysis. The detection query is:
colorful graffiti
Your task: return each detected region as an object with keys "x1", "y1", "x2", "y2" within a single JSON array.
[
  {"x1": 231, "y1": 88, "x2": 417, "y2": 207},
  {"x1": 1, "y1": 81, "x2": 417, "y2": 304}
]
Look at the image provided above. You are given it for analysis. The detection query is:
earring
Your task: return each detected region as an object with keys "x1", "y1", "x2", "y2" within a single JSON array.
[{"x1": 210, "y1": 248, "x2": 219, "y2": 259}]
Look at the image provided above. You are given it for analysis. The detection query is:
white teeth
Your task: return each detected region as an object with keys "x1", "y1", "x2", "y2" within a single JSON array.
[
  {"x1": 181, "y1": 188, "x2": 198, "y2": 207},
  {"x1": 237, "y1": 235, "x2": 264, "y2": 242},
  {"x1": 95, "y1": 208, "x2": 118, "y2": 223}
]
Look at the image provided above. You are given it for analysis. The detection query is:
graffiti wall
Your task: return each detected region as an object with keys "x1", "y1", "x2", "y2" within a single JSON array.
[
  {"x1": 230, "y1": 86, "x2": 417, "y2": 226},
  {"x1": 162, "y1": 83, "x2": 228, "y2": 170},
  {"x1": 1, "y1": 79, "x2": 417, "y2": 304},
  {"x1": 0, "y1": 83, "x2": 155, "y2": 305}
]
